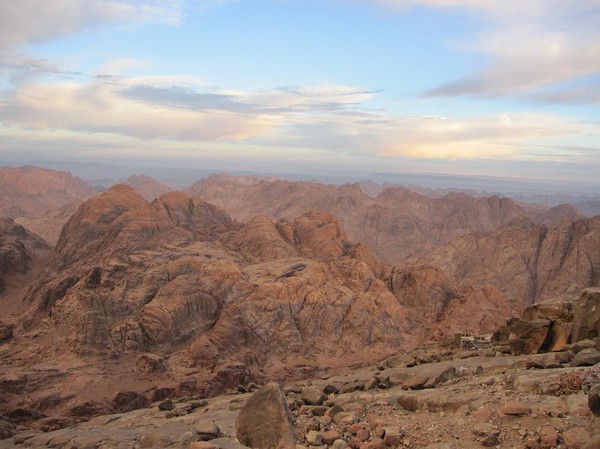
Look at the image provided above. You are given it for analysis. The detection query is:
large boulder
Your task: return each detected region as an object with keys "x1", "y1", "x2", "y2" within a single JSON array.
[
  {"x1": 506, "y1": 318, "x2": 551, "y2": 355},
  {"x1": 572, "y1": 288, "x2": 600, "y2": 343},
  {"x1": 236, "y1": 383, "x2": 296, "y2": 449},
  {"x1": 523, "y1": 297, "x2": 573, "y2": 351}
]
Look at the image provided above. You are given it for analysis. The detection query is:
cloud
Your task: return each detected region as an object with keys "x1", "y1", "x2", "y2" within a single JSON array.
[
  {"x1": 524, "y1": 82, "x2": 600, "y2": 105},
  {"x1": 0, "y1": 70, "x2": 596, "y2": 166},
  {"x1": 371, "y1": 0, "x2": 600, "y2": 101},
  {"x1": 0, "y1": 0, "x2": 184, "y2": 55}
]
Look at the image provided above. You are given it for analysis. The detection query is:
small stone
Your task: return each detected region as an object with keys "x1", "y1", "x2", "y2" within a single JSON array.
[
  {"x1": 481, "y1": 435, "x2": 500, "y2": 446},
  {"x1": 360, "y1": 438, "x2": 385, "y2": 449},
  {"x1": 540, "y1": 426, "x2": 558, "y2": 449},
  {"x1": 196, "y1": 422, "x2": 221, "y2": 441},
  {"x1": 333, "y1": 412, "x2": 360, "y2": 426},
  {"x1": 307, "y1": 431, "x2": 323, "y2": 446},
  {"x1": 331, "y1": 439, "x2": 348, "y2": 449},
  {"x1": 563, "y1": 427, "x2": 591, "y2": 449},
  {"x1": 158, "y1": 399, "x2": 175, "y2": 411},
  {"x1": 302, "y1": 387, "x2": 327, "y2": 406},
  {"x1": 323, "y1": 384, "x2": 340, "y2": 395},
  {"x1": 500, "y1": 401, "x2": 531, "y2": 416},
  {"x1": 356, "y1": 428, "x2": 370, "y2": 442},
  {"x1": 190, "y1": 443, "x2": 219, "y2": 449},
  {"x1": 383, "y1": 428, "x2": 401, "y2": 447},
  {"x1": 322, "y1": 430, "x2": 341, "y2": 446},
  {"x1": 473, "y1": 423, "x2": 500, "y2": 438},
  {"x1": 324, "y1": 405, "x2": 344, "y2": 420}
]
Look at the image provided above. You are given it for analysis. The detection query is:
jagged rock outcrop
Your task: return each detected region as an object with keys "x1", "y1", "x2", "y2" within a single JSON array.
[
  {"x1": 0, "y1": 218, "x2": 50, "y2": 317},
  {"x1": 5, "y1": 185, "x2": 416, "y2": 420},
  {"x1": 186, "y1": 176, "x2": 559, "y2": 263},
  {"x1": 410, "y1": 216, "x2": 600, "y2": 308}
]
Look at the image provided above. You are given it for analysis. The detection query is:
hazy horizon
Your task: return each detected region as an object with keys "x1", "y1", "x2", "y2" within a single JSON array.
[{"x1": 0, "y1": 1, "x2": 599, "y2": 184}]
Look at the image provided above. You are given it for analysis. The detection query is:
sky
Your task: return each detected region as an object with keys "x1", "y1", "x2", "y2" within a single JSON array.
[{"x1": 0, "y1": 0, "x2": 598, "y2": 183}]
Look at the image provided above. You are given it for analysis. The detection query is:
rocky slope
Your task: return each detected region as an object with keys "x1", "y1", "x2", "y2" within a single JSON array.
[
  {"x1": 186, "y1": 175, "x2": 581, "y2": 263},
  {"x1": 0, "y1": 166, "x2": 95, "y2": 220},
  {"x1": 121, "y1": 175, "x2": 172, "y2": 202},
  {"x1": 0, "y1": 166, "x2": 97, "y2": 245},
  {"x1": 2, "y1": 185, "x2": 419, "y2": 423},
  {"x1": 1, "y1": 335, "x2": 598, "y2": 448},
  {"x1": 407, "y1": 216, "x2": 600, "y2": 310},
  {"x1": 0, "y1": 218, "x2": 50, "y2": 313}
]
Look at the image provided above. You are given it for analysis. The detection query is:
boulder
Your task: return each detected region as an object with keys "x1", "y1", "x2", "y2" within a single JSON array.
[
  {"x1": 112, "y1": 391, "x2": 150, "y2": 413},
  {"x1": 322, "y1": 430, "x2": 341, "y2": 446},
  {"x1": 236, "y1": 383, "x2": 296, "y2": 449},
  {"x1": 301, "y1": 386, "x2": 326, "y2": 406},
  {"x1": 572, "y1": 288, "x2": 600, "y2": 343},
  {"x1": 540, "y1": 426, "x2": 559, "y2": 449},
  {"x1": 506, "y1": 318, "x2": 551, "y2": 355},
  {"x1": 571, "y1": 349, "x2": 600, "y2": 367},
  {"x1": 563, "y1": 427, "x2": 590, "y2": 449}
]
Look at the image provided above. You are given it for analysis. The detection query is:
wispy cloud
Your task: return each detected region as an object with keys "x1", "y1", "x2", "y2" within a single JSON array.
[
  {"x1": 0, "y1": 0, "x2": 184, "y2": 55},
  {"x1": 371, "y1": 0, "x2": 600, "y2": 102},
  {"x1": 0, "y1": 71, "x2": 594, "y2": 164}
]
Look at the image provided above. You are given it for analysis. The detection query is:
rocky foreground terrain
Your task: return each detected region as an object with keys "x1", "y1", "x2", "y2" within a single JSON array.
[{"x1": 1, "y1": 298, "x2": 599, "y2": 448}]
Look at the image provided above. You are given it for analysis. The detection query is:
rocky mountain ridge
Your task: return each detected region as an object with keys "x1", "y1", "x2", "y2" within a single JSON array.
[{"x1": 186, "y1": 175, "x2": 582, "y2": 263}]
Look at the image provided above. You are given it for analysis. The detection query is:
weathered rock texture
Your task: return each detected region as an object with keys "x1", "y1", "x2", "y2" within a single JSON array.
[
  {"x1": 0, "y1": 166, "x2": 96, "y2": 245},
  {"x1": 409, "y1": 216, "x2": 600, "y2": 308},
  {"x1": 0, "y1": 218, "x2": 50, "y2": 313},
  {"x1": 3, "y1": 185, "x2": 417, "y2": 420},
  {"x1": 186, "y1": 175, "x2": 581, "y2": 264},
  {"x1": 572, "y1": 288, "x2": 600, "y2": 343},
  {"x1": 236, "y1": 383, "x2": 296, "y2": 449}
]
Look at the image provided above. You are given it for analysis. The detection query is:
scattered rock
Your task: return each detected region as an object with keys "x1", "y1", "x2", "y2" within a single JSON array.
[
  {"x1": 236, "y1": 383, "x2": 296, "y2": 449},
  {"x1": 500, "y1": 401, "x2": 532, "y2": 416},
  {"x1": 383, "y1": 428, "x2": 401, "y2": 447},
  {"x1": 333, "y1": 411, "x2": 360, "y2": 426},
  {"x1": 563, "y1": 427, "x2": 591, "y2": 449},
  {"x1": 481, "y1": 434, "x2": 500, "y2": 447},
  {"x1": 322, "y1": 430, "x2": 341, "y2": 446},
  {"x1": 472, "y1": 423, "x2": 500, "y2": 438},
  {"x1": 306, "y1": 430, "x2": 322, "y2": 446},
  {"x1": 540, "y1": 426, "x2": 559, "y2": 449},
  {"x1": 571, "y1": 349, "x2": 600, "y2": 367},
  {"x1": 196, "y1": 421, "x2": 221, "y2": 441},
  {"x1": 359, "y1": 438, "x2": 385, "y2": 449},
  {"x1": 112, "y1": 391, "x2": 150, "y2": 413},
  {"x1": 302, "y1": 387, "x2": 327, "y2": 406},
  {"x1": 158, "y1": 398, "x2": 175, "y2": 411}
]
